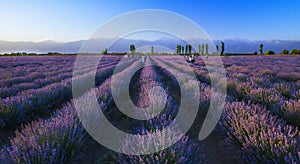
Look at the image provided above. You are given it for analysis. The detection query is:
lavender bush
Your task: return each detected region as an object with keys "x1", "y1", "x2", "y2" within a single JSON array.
[
  {"x1": 222, "y1": 102, "x2": 300, "y2": 163},
  {"x1": 1, "y1": 55, "x2": 300, "y2": 163},
  {"x1": 0, "y1": 56, "x2": 128, "y2": 130},
  {"x1": 98, "y1": 113, "x2": 204, "y2": 164},
  {"x1": 0, "y1": 102, "x2": 87, "y2": 163}
]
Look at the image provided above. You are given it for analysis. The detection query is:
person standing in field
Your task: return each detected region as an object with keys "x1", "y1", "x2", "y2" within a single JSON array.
[
  {"x1": 188, "y1": 55, "x2": 195, "y2": 63},
  {"x1": 141, "y1": 55, "x2": 145, "y2": 64}
]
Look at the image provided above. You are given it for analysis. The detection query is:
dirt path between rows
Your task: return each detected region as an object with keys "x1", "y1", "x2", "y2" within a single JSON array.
[
  {"x1": 80, "y1": 108, "x2": 242, "y2": 163},
  {"x1": 80, "y1": 59, "x2": 242, "y2": 163}
]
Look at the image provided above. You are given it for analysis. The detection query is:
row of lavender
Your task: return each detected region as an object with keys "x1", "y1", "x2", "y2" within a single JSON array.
[
  {"x1": 222, "y1": 56, "x2": 300, "y2": 163},
  {"x1": 153, "y1": 56, "x2": 212, "y2": 114},
  {"x1": 0, "y1": 56, "x2": 75, "y2": 80},
  {"x1": 0, "y1": 56, "x2": 76, "y2": 87},
  {"x1": 113, "y1": 55, "x2": 300, "y2": 163},
  {"x1": 97, "y1": 57, "x2": 203, "y2": 163},
  {"x1": 0, "y1": 56, "x2": 119, "y2": 98},
  {"x1": 0, "y1": 56, "x2": 112, "y2": 81},
  {"x1": 0, "y1": 56, "x2": 124, "y2": 131},
  {"x1": 1, "y1": 56, "x2": 205, "y2": 163},
  {"x1": 1, "y1": 55, "x2": 299, "y2": 163},
  {"x1": 174, "y1": 55, "x2": 300, "y2": 128},
  {"x1": 172, "y1": 56, "x2": 300, "y2": 163},
  {"x1": 0, "y1": 56, "x2": 141, "y2": 163},
  {"x1": 223, "y1": 57, "x2": 300, "y2": 128}
]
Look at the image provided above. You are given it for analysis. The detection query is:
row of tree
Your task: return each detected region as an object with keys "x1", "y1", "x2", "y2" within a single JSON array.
[
  {"x1": 176, "y1": 45, "x2": 193, "y2": 54},
  {"x1": 258, "y1": 44, "x2": 300, "y2": 55},
  {"x1": 103, "y1": 43, "x2": 300, "y2": 55},
  {"x1": 176, "y1": 42, "x2": 225, "y2": 55},
  {"x1": 175, "y1": 43, "x2": 300, "y2": 55}
]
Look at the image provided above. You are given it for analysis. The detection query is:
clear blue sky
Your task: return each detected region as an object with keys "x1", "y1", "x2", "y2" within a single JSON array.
[{"x1": 0, "y1": 0, "x2": 299, "y2": 42}]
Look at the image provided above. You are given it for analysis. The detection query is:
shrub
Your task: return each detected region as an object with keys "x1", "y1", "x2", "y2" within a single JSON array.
[
  {"x1": 0, "y1": 103, "x2": 87, "y2": 163},
  {"x1": 101, "y1": 48, "x2": 108, "y2": 54},
  {"x1": 274, "y1": 82, "x2": 293, "y2": 99},
  {"x1": 97, "y1": 113, "x2": 204, "y2": 163},
  {"x1": 294, "y1": 90, "x2": 300, "y2": 101},
  {"x1": 117, "y1": 134, "x2": 203, "y2": 163},
  {"x1": 222, "y1": 102, "x2": 300, "y2": 163},
  {"x1": 235, "y1": 82, "x2": 252, "y2": 100},
  {"x1": 282, "y1": 49, "x2": 289, "y2": 54},
  {"x1": 277, "y1": 72, "x2": 300, "y2": 82},
  {"x1": 265, "y1": 50, "x2": 275, "y2": 55},
  {"x1": 282, "y1": 100, "x2": 300, "y2": 127},
  {"x1": 290, "y1": 49, "x2": 300, "y2": 54},
  {"x1": 247, "y1": 88, "x2": 284, "y2": 113}
]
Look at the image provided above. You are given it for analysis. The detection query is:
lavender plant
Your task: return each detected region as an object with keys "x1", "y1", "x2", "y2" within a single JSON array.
[
  {"x1": 222, "y1": 102, "x2": 300, "y2": 163},
  {"x1": 0, "y1": 102, "x2": 87, "y2": 163}
]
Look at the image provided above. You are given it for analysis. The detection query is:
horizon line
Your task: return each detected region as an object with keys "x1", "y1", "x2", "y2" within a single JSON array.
[{"x1": 1, "y1": 37, "x2": 300, "y2": 43}]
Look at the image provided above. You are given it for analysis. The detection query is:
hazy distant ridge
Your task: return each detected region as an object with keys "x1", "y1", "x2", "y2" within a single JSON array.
[{"x1": 0, "y1": 38, "x2": 300, "y2": 54}]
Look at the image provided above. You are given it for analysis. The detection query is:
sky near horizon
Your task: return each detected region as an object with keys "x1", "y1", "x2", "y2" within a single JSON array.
[{"x1": 0, "y1": 0, "x2": 299, "y2": 42}]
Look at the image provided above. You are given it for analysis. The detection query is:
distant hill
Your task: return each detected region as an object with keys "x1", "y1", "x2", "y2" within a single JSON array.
[
  {"x1": 214, "y1": 38, "x2": 300, "y2": 54},
  {"x1": 0, "y1": 38, "x2": 299, "y2": 54},
  {"x1": 0, "y1": 40, "x2": 83, "y2": 54}
]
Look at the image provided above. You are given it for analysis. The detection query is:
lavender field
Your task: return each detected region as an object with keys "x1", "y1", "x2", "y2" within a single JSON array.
[{"x1": 0, "y1": 55, "x2": 299, "y2": 163}]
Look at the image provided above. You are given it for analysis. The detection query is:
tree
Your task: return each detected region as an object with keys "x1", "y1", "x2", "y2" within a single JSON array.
[
  {"x1": 265, "y1": 50, "x2": 275, "y2": 55},
  {"x1": 101, "y1": 48, "x2": 108, "y2": 54},
  {"x1": 187, "y1": 45, "x2": 192, "y2": 54},
  {"x1": 259, "y1": 44, "x2": 263, "y2": 55},
  {"x1": 181, "y1": 46, "x2": 184, "y2": 54},
  {"x1": 221, "y1": 42, "x2": 225, "y2": 55},
  {"x1": 130, "y1": 44, "x2": 135, "y2": 54},
  {"x1": 205, "y1": 44, "x2": 209, "y2": 55},
  {"x1": 290, "y1": 49, "x2": 300, "y2": 54},
  {"x1": 216, "y1": 45, "x2": 219, "y2": 55},
  {"x1": 185, "y1": 45, "x2": 188, "y2": 54},
  {"x1": 282, "y1": 49, "x2": 289, "y2": 54},
  {"x1": 201, "y1": 44, "x2": 205, "y2": 55},
  {"x1": 198, "y1": 44, "x2": 201, "y2": 55},
  {"x1": 151, "y1": 46, "x2": 154, "y2": 54},
  {"x1": 176, "y1": 45, "x2": 181, "y2": 54}
]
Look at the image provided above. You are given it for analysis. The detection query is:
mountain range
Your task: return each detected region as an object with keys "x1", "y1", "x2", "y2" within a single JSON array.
[{"x1": 0, "y1": 38, "x2": 300, "y2": 54}]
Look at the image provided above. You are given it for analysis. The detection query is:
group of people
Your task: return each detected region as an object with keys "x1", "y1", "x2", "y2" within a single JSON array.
[
  {"x1": 184, "y1": 54, "x2": 195, "y2": 63},
  {"x1": 184, "y1": 53, "x2": 209, "y2": 63},
  {"x1": 138, "y1": 54, "x2": 209, "y2": 64}
]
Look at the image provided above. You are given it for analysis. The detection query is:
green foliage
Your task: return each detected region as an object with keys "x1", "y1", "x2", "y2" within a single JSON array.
[
  {"x1": 176, "y1": 45, "x2": 181, "y2": 54},
  {"x1": 265, "y1": 50, "x2": 275, "y2": 55},
  {"x1": 175, "y1": 44, "x2": 191, "y2": 55},
  {"x1": 47, "y1": 52, "x2": 61, "y2": 55},
  {"x1": 129, "y1": 44, "x2": 135, "y2": 54},
  {"x1": 216, "y1": 45, "x2": 219, "y2": 55},
  {"x1": 201, "y1": 44, "x2": 204, "y2": 55},
  {"x1": 101, "y1": 48, "x2": 108, "y2": 54},
  {"x1": 205, "y1": 43, "x2": 209, "y2": 55},
  {"x1": 185, "y1": 45, "x2": 188, "y2": 54},
  {"x1": 282, "y1": 49, "x2": 289, "y2": 54},
  {"x1": 221, "y1": 42, "x2": 225, "y2": 55},
  {"x1": 187, "y1": 44, "x2": 192, "y2": 54},
  {"x1": 150, "y1": 46, "x2": 154, "y2": 54},
  {"x1": 290, "y1": 49, "x2": 300, "y2": 54},
  {"x1": 259, "y1": 44, "x2": 264, "y2": 55}
]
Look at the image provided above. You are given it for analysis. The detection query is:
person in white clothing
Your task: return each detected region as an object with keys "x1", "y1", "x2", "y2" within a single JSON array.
[{"x1": 188, "y1": 55, "x2": 195, "y2": 63}]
